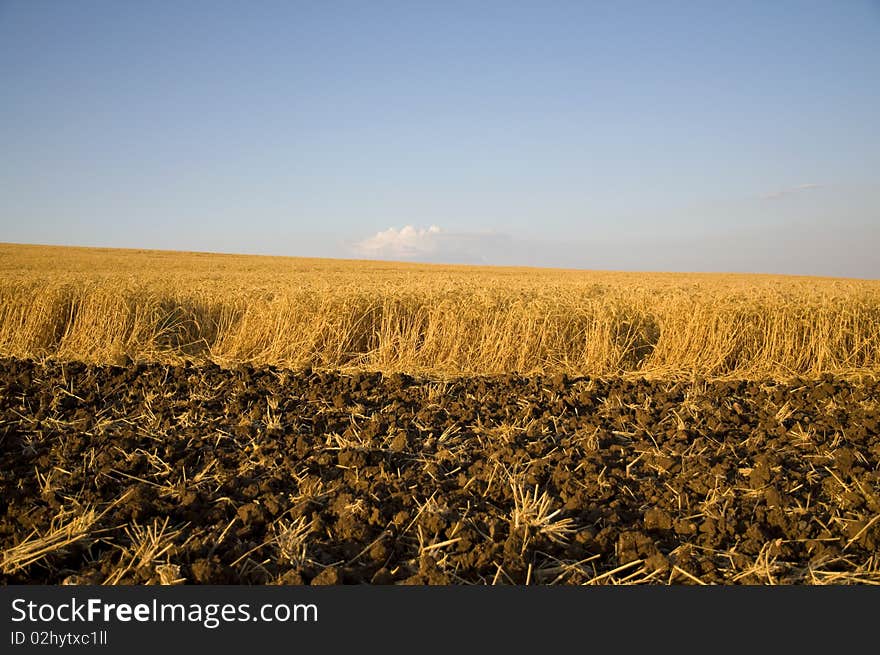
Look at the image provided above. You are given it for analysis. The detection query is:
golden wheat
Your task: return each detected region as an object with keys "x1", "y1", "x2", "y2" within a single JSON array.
[{"x1": 1, "y1": 242, "x2": 878, "y2": 379}]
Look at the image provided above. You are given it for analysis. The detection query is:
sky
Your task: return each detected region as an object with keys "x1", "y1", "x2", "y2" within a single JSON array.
[{"x1": 1, "y1": 0, "x2": 878, "y2": 278}]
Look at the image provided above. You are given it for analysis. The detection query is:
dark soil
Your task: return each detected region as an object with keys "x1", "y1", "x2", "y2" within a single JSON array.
[{"x1": 1, "y1": 358, "x2": 878, "y2": 584}]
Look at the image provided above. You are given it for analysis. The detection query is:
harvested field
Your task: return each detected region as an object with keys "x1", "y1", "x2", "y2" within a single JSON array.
[
  {"x1": 2, "y1": 244, "x2": 879, "y2": 585},
  {"x1": 2, "y1": 358, "x2": 879, "y2": 585}
]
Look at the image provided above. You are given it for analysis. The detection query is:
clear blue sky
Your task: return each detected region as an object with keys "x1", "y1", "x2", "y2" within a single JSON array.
[{"x1": 2, "y1": 1, "x2": 878, "y2": 277}]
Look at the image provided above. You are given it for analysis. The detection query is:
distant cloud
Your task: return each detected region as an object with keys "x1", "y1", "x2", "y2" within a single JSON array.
[
  {"x1": 354, "y1": 225, "x2": 442, "y2": 259},
  {"x1": 352, "y1": 225, "x2": 511, "y2": 263},
  {"x1": 760, "y1": 183, "x2": 822, "y2": 200}
]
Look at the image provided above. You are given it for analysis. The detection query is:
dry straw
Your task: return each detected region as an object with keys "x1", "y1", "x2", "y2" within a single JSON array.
[{"x1": 2, "y1": 243, "x2": 879, "y2": 379}]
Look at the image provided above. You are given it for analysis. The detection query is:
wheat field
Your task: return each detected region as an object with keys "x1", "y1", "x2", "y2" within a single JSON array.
[{"x1": 2, "y1": 242, "x2": 879, "y2": 379}]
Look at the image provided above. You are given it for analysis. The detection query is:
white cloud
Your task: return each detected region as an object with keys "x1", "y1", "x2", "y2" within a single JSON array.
[
  {"x1": 352, "y1": 225, "x2": 512, "y2": 263},
  {"x1": 354, "y1": 225, "x2": 443, "y2": 259},
  {"x1": 760, "y1": 183, "x2": 822, "y2": 200}
]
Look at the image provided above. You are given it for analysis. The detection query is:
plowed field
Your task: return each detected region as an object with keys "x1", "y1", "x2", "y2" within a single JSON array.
[{"x1": 2, "y1": 358, "x2": 878, "y2": 584}]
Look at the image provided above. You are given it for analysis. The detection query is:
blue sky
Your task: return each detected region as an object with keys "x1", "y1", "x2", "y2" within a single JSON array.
[{"x1": 1, "y1": 1, "x2": 878, "y2": 277}]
